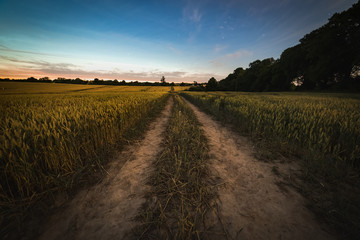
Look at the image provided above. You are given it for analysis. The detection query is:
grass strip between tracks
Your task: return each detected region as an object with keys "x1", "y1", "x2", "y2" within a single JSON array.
[{"x1": 135, "y1": 94, "x2": 219, "y2": 239}]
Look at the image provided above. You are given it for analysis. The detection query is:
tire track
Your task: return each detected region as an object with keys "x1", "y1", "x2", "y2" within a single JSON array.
[
  {"x1": 38, "y1": 97, "x2": 173, "y2": 240},
  {"x1": 183, "y1": 98, "x2": 333, "y2": 240}
]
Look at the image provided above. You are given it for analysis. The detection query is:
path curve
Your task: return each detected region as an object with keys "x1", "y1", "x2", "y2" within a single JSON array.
[
  {"x1": 38, "y1": 97, "x2": 173, "y2": 240},
  {"x1": 183, "y1": 98, "x2": 333, "y2": 240}
]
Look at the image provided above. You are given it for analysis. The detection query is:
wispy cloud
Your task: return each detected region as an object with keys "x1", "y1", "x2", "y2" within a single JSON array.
[
  {"x1": 166, "y1": 44, "x2": 182, "y2": 55},
  {"x1": 182, "y1": 1, "x2": 203, "y2": 42},
  {"x1": 0, "y1": 44, "x2": 54, "y2": 56},
  {"x1": 0, "y1": 55, "x2": 80, "y2": 73},
  {"x1": 210, "y1": 49, "x2": 253, "y2": 67},
  {"x1": 183, "y1": 1, "x2": 203, "y2": 24},
  {"x1": 246, "y1": 0, "x2": 290, "y2": 16},
  {"x1": 223, "y1": 49, "x2": 253, "y2": 60},
  {"x1": 0, "y1": 44, "x2": 10, "y2": 50},
  {"x1": 0, "y1": 55, "x2": 217, "y2": 82},
  {"x1": 188, "y1": 8, "x2": 202, "y2": 22},
  {"x1": 214, "y1": 44, "x2": 228, "y2": 53}
]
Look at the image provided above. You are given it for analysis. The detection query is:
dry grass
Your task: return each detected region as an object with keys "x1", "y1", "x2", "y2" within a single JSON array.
[{"x1": 135, "y1": 94, "x2": 220, "y2": 239}]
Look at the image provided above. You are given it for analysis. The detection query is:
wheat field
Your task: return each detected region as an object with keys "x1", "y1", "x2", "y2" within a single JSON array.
[{"x1": 0, "y1": 82, "x2": 170, "y2": 225}]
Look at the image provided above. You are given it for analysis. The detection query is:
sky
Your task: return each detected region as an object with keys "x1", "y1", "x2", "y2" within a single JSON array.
[{"x1": 0, "y1": 0, "x2": 357, "y2": 83}]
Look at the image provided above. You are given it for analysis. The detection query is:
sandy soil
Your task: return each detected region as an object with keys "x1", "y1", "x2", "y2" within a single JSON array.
[
  {"x1": 38, "y1": 97, "x2": 173, "y2": 240},
  {"x1": 183, "y1": 98, "x2": 334, "y2": 240}
]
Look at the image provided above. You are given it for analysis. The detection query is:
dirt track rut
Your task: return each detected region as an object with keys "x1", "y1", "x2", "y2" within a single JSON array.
[
  {"x1": 183, "y1": 98, "x2": 333, "y2": 240},
  {"x1": 38, "y1": 97, "x2": 173, "y2": 240}
]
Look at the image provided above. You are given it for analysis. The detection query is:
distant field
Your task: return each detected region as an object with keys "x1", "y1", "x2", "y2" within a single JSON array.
[{"x1": 0, "y1": 82, "x2": 189, "y2": 94}]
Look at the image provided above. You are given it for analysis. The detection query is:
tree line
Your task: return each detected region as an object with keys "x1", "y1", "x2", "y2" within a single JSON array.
[
  {"x1": 204, "y1": 1, "x2": 360, "y2": 92},
  {"x1": 0, "y1": 76, "x2": 194, "y2": 87}
]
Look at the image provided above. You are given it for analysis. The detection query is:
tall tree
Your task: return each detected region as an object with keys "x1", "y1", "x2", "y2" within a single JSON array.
[
  {"x1": 206, "y1": 77, "x2": 218, "y2": 91},
  {"x1": 160, "y1": 76, "x2": 166, "y2": 85}
]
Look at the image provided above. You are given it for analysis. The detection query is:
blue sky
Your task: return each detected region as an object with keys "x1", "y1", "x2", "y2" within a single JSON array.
[{"x1": 0, "y1": 0, "x2": 357, "y2": 82}]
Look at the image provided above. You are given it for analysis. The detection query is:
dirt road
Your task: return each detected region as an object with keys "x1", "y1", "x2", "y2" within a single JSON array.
[
  {"x1": 38, "y1": 97, "x2": 173, "y2": 240},
  {"x1": 183, "y1": 98, "x2": 333, "y2": 240},
  {"x1": 36, "y1": 95, "x2": 334, "y2": 240}
]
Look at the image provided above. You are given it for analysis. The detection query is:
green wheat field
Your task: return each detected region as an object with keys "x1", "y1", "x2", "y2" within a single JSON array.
[{"x1": 1, "y1": 82, "x2": 359, "y2": 238}]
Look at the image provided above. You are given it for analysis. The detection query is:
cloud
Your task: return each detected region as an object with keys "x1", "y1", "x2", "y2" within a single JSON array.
[
  {"x1": 0, "y1": 55, "x2": 217, "y2": 83},
  {"x1": 166, "y1": 44, "x2": 182, "y2": 55},
  {"x1": 0, "y1": 44, "x2": 10, "y2": 50},
  {"x1": 189, "y1": 8, "x2": 202, "y2": 22},
  {"x1": 1, "y1": 56, "x2": 75, "y2": 67},
  {"x1": 0, "y1": 56, "x2": 82, "y2": 76},
  {"x1": 182, "y1": 0, "x2": 202, "y2": 24},
  {"x1": 214, "y1": 44, "x2": 228, "y2": 53},
  {"x1": 223, "y1": 50, "x2": 253, "y2": 59},
  {"x1": 245, "y1": 0, "x2": 290, "y2": 16},
  {"x1": 0, "y1": 44, "x2": 54, "y2": 56},
  {"x1": 126, "y1": 70, "x2": 187, "y2": 79},
  {"x1": 210, "y1": 49, "x2": 253, "y2": 66},
  {"x1": 182, "y1": 1, "x2": 203, "y2": 42}
]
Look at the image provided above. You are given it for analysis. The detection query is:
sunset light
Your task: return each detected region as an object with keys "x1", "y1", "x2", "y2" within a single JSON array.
[{"x1": 0, "y1": 0, "x2": 356, "y2": 82}]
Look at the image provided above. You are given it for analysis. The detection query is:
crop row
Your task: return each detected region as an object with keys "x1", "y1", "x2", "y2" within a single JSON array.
[
  {"x1": 181, "y1": 92, "x2": 360, "y2": 166},
  {"x1": 0, "y1": 92, "x2": 168, "y2": 219}
]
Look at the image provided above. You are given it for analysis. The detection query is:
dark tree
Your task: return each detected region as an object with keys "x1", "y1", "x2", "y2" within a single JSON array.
[
  {"x1": 93, "y1": 78, "x2": 100, "y2": 84},
  {"x1": 39, "y1": 77, "x2": 51, "y2": 82},
  {"x1": 219, "y1": 67, "x2": 245, "y2": 91},
  {"x1": 206, "y1": 77, "x2": 218, "y2": 91},
  {"x1": 217, "y1": 1, "x2": 360, "y2": 92},
  {"x1": 26, "y1": 77, "x2": 37, "y2": 82},
  {"x1": 160, "y1": 76, "x2": 166, "y2": 85}
]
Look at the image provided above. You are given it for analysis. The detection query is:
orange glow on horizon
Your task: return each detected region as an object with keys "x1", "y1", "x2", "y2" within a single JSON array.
[{"x1": 0, "y1": 70, "x2": 200, "y2": 83}]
